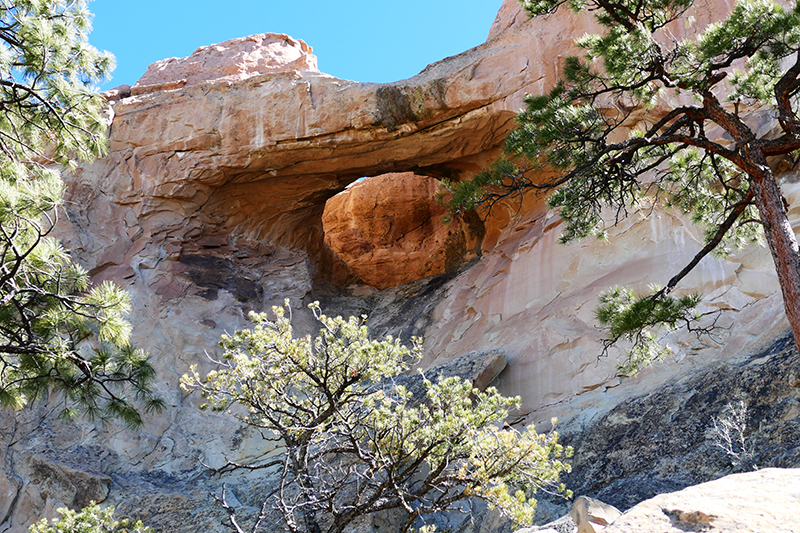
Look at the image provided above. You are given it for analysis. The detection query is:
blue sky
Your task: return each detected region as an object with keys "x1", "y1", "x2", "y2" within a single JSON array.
[{"x1": 90, "y1": 1, "x2": 504, "y2": 91}]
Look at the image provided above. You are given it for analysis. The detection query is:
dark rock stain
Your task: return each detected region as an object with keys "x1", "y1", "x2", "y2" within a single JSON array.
[
  {"x1": 180, "y1": 254, "x2": 263, "y2": 303},
  {"x1": 375, "y1": 80, "x2": 449, "y2": 132}
]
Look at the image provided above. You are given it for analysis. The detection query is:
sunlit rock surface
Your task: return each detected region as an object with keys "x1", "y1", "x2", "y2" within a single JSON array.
[
  {"x1": 322, "y1": 173, "x2": 480, "y2": 288},
  {"x1": 602, "y1": 468, "x2": 800, "y2": 533},
  {"x1": 2, "y1": 1, "x2": 800, "y2": 532},
  {"x1": 132, "y1": 33, "x2": 319, "y2": 94}
]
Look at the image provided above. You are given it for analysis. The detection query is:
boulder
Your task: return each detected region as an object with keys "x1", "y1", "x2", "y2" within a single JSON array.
[
  {"x1": 569, "y1": 497, "x2": 621, "y2": 533},
  {"x1": 322, "y1": 173, "x2": 479, "y2": 289},
  {"x1": 602, "y1": 468, "x2": 800, "y2": 532}
]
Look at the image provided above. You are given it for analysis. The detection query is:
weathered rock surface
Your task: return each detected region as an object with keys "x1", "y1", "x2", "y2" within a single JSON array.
[
  {"x1": 519, "y1": 329, "x2": 800, "y2": 526},
  {"x1": 516, "y1": 515, "x2": 577, "y2": 533},
  {"x1": 518, "y1": 469, "x2": 800, "y2": 533},
  {"x1": 322, "y1": 173, "x2": 479, "y2": 288},
  {"x1": 3, "y1": 0, "x2": 800, "y2": 532},
  {"x1": 569, "y1": 497, "x2": 620, "y2": 533},
  {"x1": 395, "y1": 348, "x2": 508, "y2": 403},
  {"x1": 442, "y1": 327, "x2": 800, "y2": 532},
  {"x1": 132, "y1": 33, "x2": 318, "y2": 94},
  {"x1": 86, "y1": 9, "x2": 563, "y2": 295},
  {"x1": 602, "y1": 468, "x2": 800, "y2": 532},
  {"x1": 156, "y1": 350, "x2": 507, "y2": 533}
]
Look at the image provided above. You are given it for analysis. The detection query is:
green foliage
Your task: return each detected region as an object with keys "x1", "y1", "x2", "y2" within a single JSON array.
[
  {"x1": 445, "y1": 0, "x2": 800, "y2": 372},
  {"x1": 663, "y1": 150, "x2": 762, "y2": 255},
  {"x1": 0, "y1": 1, "x2": 162, "y2": 427},
  {"x1": 182, "y1": 301, "x2": 571, "y2": 533},
  {"x1": 0, "y1": 1, "x2": 114, "y2": 168},
  {"x1": 29, "y1": 502, "x2": 152, "y2": 533},
  {"x1": 596, "y1": 286, "x2": 701, "y2": 375},
  {"x1": 440, "y1": 158, "x2": 532, "y2": 218}
]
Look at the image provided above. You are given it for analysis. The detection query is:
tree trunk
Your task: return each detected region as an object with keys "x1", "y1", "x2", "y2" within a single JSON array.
[
  {"x1": 749, "y1": 166, "x2": 800, "y2": 355},
  {"x1": 290, "y1": 444, "x2": 323, "y2": 533}
]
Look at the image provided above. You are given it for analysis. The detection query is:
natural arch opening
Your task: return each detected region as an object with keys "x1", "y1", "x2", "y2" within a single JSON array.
[{"x1": 321, "y1": 172, "x2": 482, "y2": 289}]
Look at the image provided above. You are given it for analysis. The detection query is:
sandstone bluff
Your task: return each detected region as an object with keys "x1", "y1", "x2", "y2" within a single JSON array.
[{"x1": 1, "y1": 1, "x2": 799, "y2": 532}]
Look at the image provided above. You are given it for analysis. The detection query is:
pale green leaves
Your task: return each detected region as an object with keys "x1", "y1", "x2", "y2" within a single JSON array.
[
  {"x1": 182, "y1": 302, "x2": 571, "y2": 533},
  {"x1": 29, "y1": 502, "x2": 152, "y2": 533},
  {"x1": 0, "y1": 0, "x2": 112, "y2": 168},
  {"x1": 523, "y1": 0, "x2": 694, "y2": 31},
  {"x1": 692, "y1": 0, "x2": 800, "y2": 102},
  {"x1": 443, "y1": 0, "x2": 796, "y2": 372},
  {"x1": 186, "y1": 301, "x2": 419, "y2": 426},
  {"x1": 84, "y1": 281, "x2": 133, "y2": 345},
  {"x1": 696, "y1": 0, "x2": 797, "y2": 61},
  {"x1": 0, "y1": 1, "x2": 160, "y2": 427},
  {"x1": 664, "y1": 150, "x2": 762, "y2": 255}
]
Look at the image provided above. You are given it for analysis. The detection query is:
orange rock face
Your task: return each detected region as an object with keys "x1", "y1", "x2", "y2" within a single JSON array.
[
  {"x1": 488, "y1": 0, "x2": 527, "y2": 39},
  {"x1": 322, "y1": 173, "x2": 478, "y2": 289}
]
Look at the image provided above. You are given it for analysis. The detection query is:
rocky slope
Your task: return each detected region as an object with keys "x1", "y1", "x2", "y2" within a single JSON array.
[
  {"x1": 522, "y1": 330, "x2": 800, "y2": 526},
  {"x1": 2, "y1": 1, "x2": 800, "y2": 532}
]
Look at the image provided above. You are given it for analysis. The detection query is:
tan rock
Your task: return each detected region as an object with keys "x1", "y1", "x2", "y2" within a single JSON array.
[
  {"x1": 569, "y1": 496, "x2": 622, "y2": 533},
  {"x1": 102, "y1": 84, "x2": 131, "y2": 101},
  {"x1": 132, "y1": 33, "x2": 318, "y2": 94},
  {"x1": 488, "y1": 0, "x2": 528, "y2": 40},
  {"x1": 84, "y1": 0, "x2": 608, "y2": 294},
  {"x1": 420, "y1": 180, "x2": 792, "y2": 414},
  {"x1": 602, "y1": 468, "x2": 800, "y2": 533},
  {"x1": 322, "y1": 173, "x2": 477, "y2": 289}
]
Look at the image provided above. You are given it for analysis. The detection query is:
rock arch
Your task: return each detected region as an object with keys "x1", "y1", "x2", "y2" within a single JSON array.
[
  {"x1": 76, "y1": 2, "x2": 571, "y2": 298},
  {"x1": 8, "y1": 3, "x2": 796, "y2": 533}
]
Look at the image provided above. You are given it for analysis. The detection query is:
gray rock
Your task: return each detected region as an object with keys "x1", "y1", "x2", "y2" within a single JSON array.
[
  {"x1": 130, "y1": 348, "x2": 507, "y2": 533},
  {"x1": 392, "y1": 348, "x2": 508, "y2": 404},
  {"x1": 532, "y1": 330, "x2": 800, "y2": 522},
  {"x1": 516, "y1": 515, "x2": 577, "y2": 533},
  {"x1": 16, "y1": 452, "x2": 110, "y2": 510}
]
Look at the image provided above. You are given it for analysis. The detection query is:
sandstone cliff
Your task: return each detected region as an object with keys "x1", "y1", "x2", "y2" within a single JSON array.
[{"x1": 1, "y1": 1, "x2": 799, "y2": 532}]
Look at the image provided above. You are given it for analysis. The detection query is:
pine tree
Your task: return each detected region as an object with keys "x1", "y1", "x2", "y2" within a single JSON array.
[
  {"x1": 447, "y1": 0, "x2": 800, "y2": 372},
  {"x1": 182, "y1": 302, "x2": 571, "y2": 533},
  {"x1": 0, "y1": 1, "x2": 162, "y2": 426}
]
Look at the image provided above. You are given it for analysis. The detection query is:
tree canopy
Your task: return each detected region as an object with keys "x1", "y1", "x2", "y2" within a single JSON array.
[
  {"x1": 447, "y1": 0, "x2": 800, "y2": 371},
  {"x1": 0, "y1": 0, "x2": 162, "y2": 426},
  {"x1": 182, "y1": 302, "x2": 571, "y2": 533}
]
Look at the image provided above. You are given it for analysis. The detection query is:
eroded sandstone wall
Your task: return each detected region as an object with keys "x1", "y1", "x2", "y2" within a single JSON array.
[
  {"x1": 321, "y1": 173, "x2": 482, "y2": 288},
  {"x1": 1, "y1": 1, "x2": 799, "y2": 532}
]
